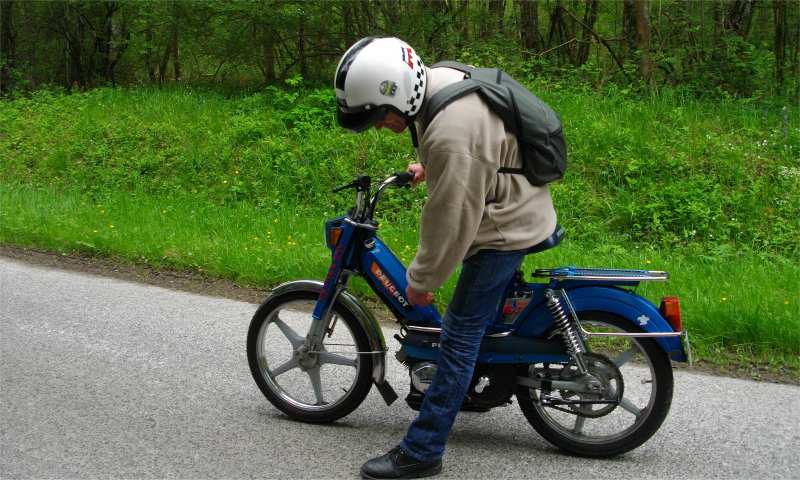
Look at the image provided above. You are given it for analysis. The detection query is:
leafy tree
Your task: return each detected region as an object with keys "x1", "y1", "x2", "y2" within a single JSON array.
[{"x1": 0, "y1": 0, "x2": 797, "y2": 99}]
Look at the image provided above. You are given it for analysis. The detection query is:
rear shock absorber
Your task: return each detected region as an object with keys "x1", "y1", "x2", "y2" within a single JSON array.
[{"x1": 545, "y1": 289, "x2": 588, "y2": 373}]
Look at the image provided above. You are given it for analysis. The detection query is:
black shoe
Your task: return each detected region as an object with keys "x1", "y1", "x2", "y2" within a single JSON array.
[{"x1": 360, "y1": 446, "x2": 443, "y2": 479}]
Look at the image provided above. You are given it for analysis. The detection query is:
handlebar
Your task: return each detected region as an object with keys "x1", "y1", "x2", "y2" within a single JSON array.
[
  {"x1": 393, "y1": 171, "x2": 415, "y2": 186},
  {"x1": 332, "y1": 172, "x2": 415, "y2": 222},
  {"x1": 332, "y1": 172, "x2": 413, "y2": 193}
]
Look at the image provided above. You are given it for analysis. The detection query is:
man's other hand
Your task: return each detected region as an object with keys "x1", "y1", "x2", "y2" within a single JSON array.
[{"x1": 406, "y1": 285, "x2": 434, "y2": 307}]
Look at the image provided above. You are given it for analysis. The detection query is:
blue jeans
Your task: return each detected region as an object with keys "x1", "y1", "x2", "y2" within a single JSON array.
[{"x1": 399, "y1": 248, "x2": 527, "y2": 461}]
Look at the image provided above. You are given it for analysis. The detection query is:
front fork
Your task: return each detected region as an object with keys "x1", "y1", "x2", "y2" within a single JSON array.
[{"x1": 304, "y1": 272, "x2": 351, "y2": 351}]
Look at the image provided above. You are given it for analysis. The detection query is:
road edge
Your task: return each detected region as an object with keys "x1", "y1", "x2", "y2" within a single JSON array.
[{"x1": 2, "y1": 244, "x2": 797, "y2": 386}]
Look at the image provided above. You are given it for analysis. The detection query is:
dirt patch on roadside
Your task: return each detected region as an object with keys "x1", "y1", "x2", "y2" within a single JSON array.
[
  {"x1": 2, "y1": 244, "x2": 797, "y2": 385},
  {"x1": 1, "y1": 245, "x2": 272, "y2": 304}
]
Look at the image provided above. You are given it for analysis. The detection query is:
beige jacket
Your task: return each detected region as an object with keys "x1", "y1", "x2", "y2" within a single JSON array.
[{"x1": 406, "y1": 66, "x2": 558, "y2": 292}]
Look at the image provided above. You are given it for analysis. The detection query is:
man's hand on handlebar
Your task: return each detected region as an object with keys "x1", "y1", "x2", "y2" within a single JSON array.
[{"x1": 407, "y1": 163, "x2": 426, "y2": 187}]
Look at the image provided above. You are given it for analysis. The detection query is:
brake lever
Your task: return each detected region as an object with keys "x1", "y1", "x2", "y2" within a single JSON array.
[
  {"x1": 332, "y1": 181, "x2": 356, "y2": 193},
  {"x1": 332, "y1": 175, "x2": 372, "y2": 193}
]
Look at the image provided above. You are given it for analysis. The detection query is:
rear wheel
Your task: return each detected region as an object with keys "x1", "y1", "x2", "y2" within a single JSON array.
[
  {"x1": 517, "y1": 312, "x2": 673, "y2": 457},
  {"x1": 247, "y1": 291, "x2": 373, "y2": 423}
]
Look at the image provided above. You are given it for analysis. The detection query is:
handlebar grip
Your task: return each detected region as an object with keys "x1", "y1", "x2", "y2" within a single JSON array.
[{"x1": 394, "y1": 171, "x2": 415, "y2": 186}]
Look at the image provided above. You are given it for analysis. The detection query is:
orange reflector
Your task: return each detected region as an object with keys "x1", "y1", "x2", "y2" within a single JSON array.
[
  {"x1": 328, "y1": 227, "x2": 342, "y2": 247},
  {"x1": 660, "y1": 296, "x2": 682, "y2": 332}
]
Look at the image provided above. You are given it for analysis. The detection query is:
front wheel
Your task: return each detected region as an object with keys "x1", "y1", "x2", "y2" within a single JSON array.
[
  {"x1": 517, "y1": 312, "x2": 674, "y2": 457},
  {"x1": 247, "y1": 290, "x2": 374, "y2": 423}
]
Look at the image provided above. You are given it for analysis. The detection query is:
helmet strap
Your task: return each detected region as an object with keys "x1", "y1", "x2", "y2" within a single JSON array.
[{"x1": 408, "y1": 122, "x2": 419, "y2": 148}]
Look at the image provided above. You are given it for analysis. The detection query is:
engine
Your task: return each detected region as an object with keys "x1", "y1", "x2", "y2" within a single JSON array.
[{"x1": 400, "y1": 353, "x2": 517, "y2": 412}]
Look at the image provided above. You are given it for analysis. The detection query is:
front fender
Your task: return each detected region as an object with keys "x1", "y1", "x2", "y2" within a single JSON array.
[
  {"x1": 567, "y1": 286, "x2": 688, "y2": 362},
  {"x1": 266, "y1": 280, "x2": 388, "y2": 383}
]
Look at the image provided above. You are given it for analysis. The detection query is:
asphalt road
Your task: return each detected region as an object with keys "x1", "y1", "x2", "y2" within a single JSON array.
[{"x1": 1, "y1": 257, "x2": 798, "y2": 479}]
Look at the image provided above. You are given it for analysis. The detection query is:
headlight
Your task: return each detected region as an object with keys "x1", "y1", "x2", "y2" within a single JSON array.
[{"x1": 327, "y1": 227, "x2": 342, "y2": 249}]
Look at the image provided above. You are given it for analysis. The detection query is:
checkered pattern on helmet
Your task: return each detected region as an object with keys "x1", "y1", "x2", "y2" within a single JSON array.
[{"x1": 405, "y1": 57, "x2": 426, "y2": 116}]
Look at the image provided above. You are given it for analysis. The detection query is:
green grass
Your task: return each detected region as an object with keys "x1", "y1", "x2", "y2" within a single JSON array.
[
  {"x1": 0, "y1": 85, "x2": 798, "y2": 374},
  {"x1": 1, "y1": 183, "x2": 797, "y2": 373},
  {"x1": 1, "y1": 86, "x2": 797, "y2": 254}
]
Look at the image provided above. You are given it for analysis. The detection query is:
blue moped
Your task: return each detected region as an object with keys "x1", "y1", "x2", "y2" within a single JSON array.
[{"x1": 247, "y1": 173, "x2": 691, "y2": 457}]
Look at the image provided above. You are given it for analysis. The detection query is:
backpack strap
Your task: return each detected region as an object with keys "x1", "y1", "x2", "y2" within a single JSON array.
[
  {"x1": 419, "y1": 79, "x2": 482, "y2": 127},
  {"x1": 418, "y1": 79, "x2": 524, "y2": 177},
  {"x1": 409, "y1": 61, "x2": 477, "y2": 147},
  {"x1": 430, "y1": 60, "x2": 474, "y2": 74},
  {"x1": 420, "y1": 61, "x2": 480, "y2": 127}
]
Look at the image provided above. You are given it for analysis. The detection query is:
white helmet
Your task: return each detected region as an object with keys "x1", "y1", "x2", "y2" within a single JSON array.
[{"x1": 334, "y1": 37, "x2": 427, "y2": 132}]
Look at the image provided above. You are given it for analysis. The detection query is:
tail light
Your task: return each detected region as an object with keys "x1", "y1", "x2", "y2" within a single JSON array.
[{"x1": 660, "y1": 296, "x2": 682, "y2": 332}]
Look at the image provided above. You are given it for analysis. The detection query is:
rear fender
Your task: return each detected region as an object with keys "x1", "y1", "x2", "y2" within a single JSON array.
[
  {"x1": 517, "y1": 285, "x2": 687, "y2": 362},
  {"x1": 567, "y1": 286, "x2": 688, "y2": 362},
  {"x1": 266, "y1": 280, "x2": 388, "y2": 383}
]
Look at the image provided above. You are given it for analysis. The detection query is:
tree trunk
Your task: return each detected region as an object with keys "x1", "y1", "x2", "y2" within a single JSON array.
[
  {"x1": 634, "y1": 0, "x2": 653, "y2": 83},
  {"x1": 0, "y1": 0, "x2": 16, "y2": 94},
  {"x1": 547, "y1": 1, "x2": 576, "y2": 64},
  {"x1": 107, "y1": 7, "x2": 129, "y2": 86},
  {"x1": 712, "y1": 0, "x2": 724, "y2": 45},
  {"x1": 262, "y1": 33, "x2": 275, "y2": 84},
  {"x1": 63, "y1": 2, "x2": 87, "y2": 90},
  {"x1": 622, "y1": 0, "x2": 637, "y2": 59},
  {"x1": 725, "y1": 0, "x2": 756, "y2": 38},
  {"x1": 455, "y1": 0, "x2": 470, "y2": 49},
  {"x1": 95, "y1": 1, "x2": 118, "y2": 84},
  {"x1": 341, "y1": 2, "x2": 356, "y2": 48},
  {"x1": 520, "y1": 0, "x2": 543, "y2": 56},
  {"x1": 773, "y1": 0, "x2": 787, "y2": 90},
  {"x1": 158, "y1": 38, "x2": 170, "y2": 83},
  {"x1": 298, "y1": 14, "x2": 307, "y2": 79},
  {"x1": 170, "y1": 22, "x2": 180, "y2": 81},
  {"x1": 362, "y1": 0, "x2": 376, "y2": 32},
  {"x1": 489, "y1": 0, "x2": 505, "y2": 35},
  {"x1": 794, "y1": 3, "x2": 800, "y2": 101},
  {"x1": 576, "y1": 0, "x2": 599, "y2": 66},
  {"x1": 700, "y1": 0, "x2": 705, "y2": 49},
  {"x1": 679, "y1": 0, "x2": 703, "y2": 67},
  {"x1": 144, "y1": 26, "x2": 156, "y2": 82}
]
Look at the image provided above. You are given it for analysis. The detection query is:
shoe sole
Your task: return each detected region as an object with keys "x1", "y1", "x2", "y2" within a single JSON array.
[{"x1": 360, "y1": 463, "x2": 442, "y2": 479}]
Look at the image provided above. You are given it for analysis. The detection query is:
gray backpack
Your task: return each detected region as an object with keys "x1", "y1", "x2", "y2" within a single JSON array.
[{"x1": 418, "y1": 61, "x2": 567, "y2": 186}]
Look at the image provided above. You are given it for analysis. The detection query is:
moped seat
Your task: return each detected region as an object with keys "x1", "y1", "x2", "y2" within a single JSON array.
[{"x1": 524, "y1": 225, "x2": 565, "y2": 255}]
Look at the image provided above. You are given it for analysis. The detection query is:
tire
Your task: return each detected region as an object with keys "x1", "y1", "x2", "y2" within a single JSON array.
[
  {"x1": 517, "y1": 312, "x2": 674, "y2": 457},
  {"x1": 247, "y1": 290, "x2": 374, "y2": 423}
]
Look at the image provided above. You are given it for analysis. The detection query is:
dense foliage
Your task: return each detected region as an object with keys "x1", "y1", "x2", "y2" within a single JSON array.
[
  {"x1": 1, "y1": 83, "x2": 798, "y2": 257},
  {"x1": 1, "y1": 1, "x2": 799, "y2": 99}
]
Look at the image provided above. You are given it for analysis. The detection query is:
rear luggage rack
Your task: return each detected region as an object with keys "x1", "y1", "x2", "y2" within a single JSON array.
[{"x1": 533, "y1": 267, "x2": 669, "y2": 282}]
